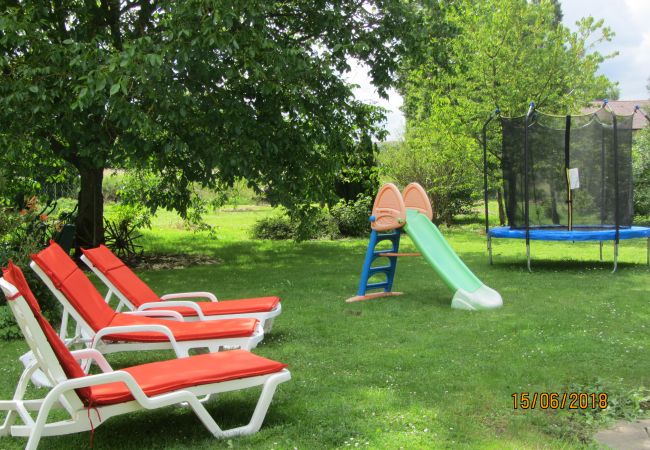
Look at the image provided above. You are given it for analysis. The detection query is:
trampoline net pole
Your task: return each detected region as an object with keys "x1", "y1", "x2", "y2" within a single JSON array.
[
  {"x1": 483, "y1": 111, "x2": 498, "y2": 249},
  {"x1": 564, "y1": 115, "x2": 572, "y2": 231},
  {"x1": 488, "y1": 235, "x2": 493, "y2": 265},
  {"x1": 524, "y1": 103, "x2": 534, "y2": 250},
  {"x1": 613, "y1": 113, "x2": 620, "y2": 244},
  {"x1": 599, "y1": 241, "x2": 603, "y2": 262},
  {"x1": 483, "y1": 122, "x2": 490, "y2": 239},
  {"x1": 600, "y1": 126, "x2": 606, "y2": 226}
]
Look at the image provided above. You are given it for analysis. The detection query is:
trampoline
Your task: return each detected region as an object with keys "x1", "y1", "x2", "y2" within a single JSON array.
[{"x1": 483, "y1": 101, "x2": 650, "y2": 272}]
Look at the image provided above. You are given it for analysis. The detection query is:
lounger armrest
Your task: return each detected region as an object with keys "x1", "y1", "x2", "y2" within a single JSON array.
[
  {"x1": 93, "y1": 324, "x2": 184, "y2": 357},
  {"x1": 46, "y1": 370, "x2": 209, "y2": 412},
  {"x1": 160, "y1": 292, "x2": 218, "y2": 302},
  {"x1": 46, "y1": 371, "x2": 152, "y2": 407},
  {"x1": 124, "y1": 309, "x2": 184, "y2": 321},
  {"x1": 69, "y1": 349, "x2": 113, "y2": 373},
  {"x1": 137, "y1": 301, "x2": 206, "y2": 320}
]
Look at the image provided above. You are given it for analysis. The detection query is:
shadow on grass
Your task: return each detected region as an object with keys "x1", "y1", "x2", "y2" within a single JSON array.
[
  {"x1": 39, "y1": 393, "x2": 297, "y2": 449},
  {"x1": 489, "y1": 259, "x2": 644, "y2": 273}
]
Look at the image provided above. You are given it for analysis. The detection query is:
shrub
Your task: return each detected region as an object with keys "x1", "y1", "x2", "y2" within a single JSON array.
[
  {"x1": 0, "y1": 306, "x2": 21, "y2": 341},
  {"x1": 251, "y1": 215, "x2": 294, "y2": 240},
  {"x1": 0, "y1": 203, "x2": 63, "y2": 340},
  {"x1": 104, "y1": 203, "x2": 150, "y2": 259},
  {"x1": 251, "y1": 208, "x2": 339, "y2": 241},
  {"x1": 330, "y1": 195, "x2": 373, "y2": 237},
  {"x1": 292, "y1": 207, "x2": 339, "y2": 241},
  {"x1": 378, "y1": 116, "x2": 481, "y2": 225},
  {"x1": 105, "y1": 203, "x2": 152, "y2": 230}
]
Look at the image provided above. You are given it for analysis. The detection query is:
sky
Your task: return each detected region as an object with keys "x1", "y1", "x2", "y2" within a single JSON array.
[{"x1": 349, "y1": 0, "x2": 650, "y2": 140}]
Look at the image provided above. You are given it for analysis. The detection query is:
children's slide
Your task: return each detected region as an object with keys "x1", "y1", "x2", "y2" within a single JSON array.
[
  {"x1": 403, "y1": 209, "x2": 502, "y2": 310},
  {"x1": 348, "y1": 182, "x2": 502, "y2": 310}
]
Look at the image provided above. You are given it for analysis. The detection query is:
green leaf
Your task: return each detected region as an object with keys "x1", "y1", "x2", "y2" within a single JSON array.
[
  {"x1": 110, "y1": 83, "x2": 120, "y2": 96},
  {"x1": 28, "y1": 86, "x2": 39, "y2": 93}
]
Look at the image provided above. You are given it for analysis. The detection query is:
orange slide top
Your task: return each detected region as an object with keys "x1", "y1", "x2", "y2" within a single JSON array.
[{"x1": 370, "y1": 182, "x2": 432, "y2": 231}]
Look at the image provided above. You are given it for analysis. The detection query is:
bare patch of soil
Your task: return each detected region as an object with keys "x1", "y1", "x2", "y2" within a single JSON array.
[{"x1": 125, "y1": 253, "x2": 222, "y2": 271}]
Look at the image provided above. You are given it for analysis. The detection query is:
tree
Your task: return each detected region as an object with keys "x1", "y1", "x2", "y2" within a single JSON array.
[
  {"x1": 0, "y1": 1, "x2": 437, "y2": 249},
  {"x1": 633, "y1": 80, "x2": 650, "y2": 216},
  {"x1": 379, "y1": 98, "x2": 480, "y2": 225},
  {"x1": 397, "y1": 0, "x2": 618, "y2": 224}
]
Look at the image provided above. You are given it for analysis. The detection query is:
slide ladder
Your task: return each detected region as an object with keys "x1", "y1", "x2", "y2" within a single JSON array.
[{"x1": 351, "y1": 229, "x2": 403, "y2": 302}]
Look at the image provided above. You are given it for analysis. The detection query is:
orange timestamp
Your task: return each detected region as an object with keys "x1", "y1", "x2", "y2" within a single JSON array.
[{"x1": 512, "y1": 392, "x2": 608, "y2": 410}]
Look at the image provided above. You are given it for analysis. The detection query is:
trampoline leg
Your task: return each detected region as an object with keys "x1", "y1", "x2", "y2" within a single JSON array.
[
  {"x1": 647, "y1": 238, "x2": 649, "y2": 266},
  {"x1": 526, "y1": 242, "x2": 532, "y2": 273},
  {"x1": 612, "y1": 242, "x2": 618, "y2": 273},
  {"x1": 488, "y1": 236, "x2": 493, "y2": 265},
  {"x1": 599, "y1": 241, "x2": 603, "y2": 262}
]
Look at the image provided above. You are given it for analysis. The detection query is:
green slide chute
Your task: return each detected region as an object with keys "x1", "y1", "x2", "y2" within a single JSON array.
[{"x1": 404, "y1": 209, "x2": 502, "y2": 310}]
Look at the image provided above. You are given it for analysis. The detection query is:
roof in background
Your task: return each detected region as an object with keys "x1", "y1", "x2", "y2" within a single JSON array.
[{"x1": 582, "y1": 100, "x2": 650, "y2": 130}]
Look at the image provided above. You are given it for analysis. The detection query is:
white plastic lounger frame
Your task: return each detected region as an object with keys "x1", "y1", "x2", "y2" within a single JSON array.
[
  {"x1": 30, "y1": 262, "x2": 264, "y2": 357},
  {"x1": 0, "y1": 278, "x2": 290, "y2": 450},
  {"x1": 81, "y1": 254, "x2": 282, "y2": 332}
]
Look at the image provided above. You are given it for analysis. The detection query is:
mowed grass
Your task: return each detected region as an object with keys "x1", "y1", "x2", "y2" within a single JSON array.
[{"x1": 0, "y1": 206, "x2": 649, "y2": 449}]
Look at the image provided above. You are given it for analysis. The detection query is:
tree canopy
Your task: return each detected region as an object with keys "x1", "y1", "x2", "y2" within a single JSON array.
[
  {"x1": 393, "y1": 0, "x2": 619, "y2": 223},
  {"x1": 0, "y1": 0, "x2": 439, "y2": 247}
]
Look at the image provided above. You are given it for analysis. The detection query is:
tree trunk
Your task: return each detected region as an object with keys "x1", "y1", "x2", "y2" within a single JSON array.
[
  {"x1": 75, "y1": 165, "x2": 104, "y2": 251},
  {"x1": 497, "y1": 188, "x2": 506, "y2": 226}
]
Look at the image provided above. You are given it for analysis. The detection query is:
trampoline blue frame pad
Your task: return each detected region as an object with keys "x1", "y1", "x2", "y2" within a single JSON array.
[{"x1": 488, "y1": 226, "x2": 650, "y2": 242}]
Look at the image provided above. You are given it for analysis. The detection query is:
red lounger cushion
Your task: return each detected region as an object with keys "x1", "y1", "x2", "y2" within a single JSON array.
[
  {"x1": 82, "y1": 245, "x2": 281, "y2": 315},
  {"x1": 33, "y1": 243, "x2": 259, "y2": 341},
  {"x1": 82, "y1": 245, "x2": 160, "y2": 305},
  {"x1": 32, "y1": 243, "x2": 117, "y2": 330},
  {"x1": 2, "y1": 262, "x2": 93, "y2": 404},
  {"x1": 89, "y1": 349, "x2": 287, "y2": 405},
  {"x1": 149, "y1": 296, "x2": 281, "y2": 317},
  {"x1": 103, "y1": 314, "x2": 259, "y2": 342}
]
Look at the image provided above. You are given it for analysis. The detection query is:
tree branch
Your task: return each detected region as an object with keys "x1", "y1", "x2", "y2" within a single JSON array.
[{"x1": 100, "y1": 0, "x2": 123, "y2": 50}]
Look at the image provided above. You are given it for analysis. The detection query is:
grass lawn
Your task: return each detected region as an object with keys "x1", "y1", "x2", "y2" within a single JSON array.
[{"x1": 1, "y1": 205, "x2": 649, "y2": 449}]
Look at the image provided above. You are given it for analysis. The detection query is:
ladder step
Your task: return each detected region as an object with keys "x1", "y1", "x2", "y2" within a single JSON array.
[
  {"x1": 368, "y1": 267, "x2": 391, "y2": 276},
  {"x1": 373, "y1": 250, "x2": 396, "y2": 257},
  {"x1": 366, "y1": 282, "x2": 389, "y2": 290}
]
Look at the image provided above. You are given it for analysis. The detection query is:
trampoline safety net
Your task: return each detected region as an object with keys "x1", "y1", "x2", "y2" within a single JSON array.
[{"x1": 501, "y1": 108, "x2": 634, "y2": 230}]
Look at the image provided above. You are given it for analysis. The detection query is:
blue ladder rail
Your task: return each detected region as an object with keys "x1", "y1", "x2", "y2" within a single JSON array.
[{"x1": 356, "y1": 229, "x2": 402, "y2": 297}]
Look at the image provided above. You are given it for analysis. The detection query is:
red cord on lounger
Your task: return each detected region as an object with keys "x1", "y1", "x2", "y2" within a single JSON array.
[{"x1": 87, "y1": 399, "x2": 101, "y2": 448}]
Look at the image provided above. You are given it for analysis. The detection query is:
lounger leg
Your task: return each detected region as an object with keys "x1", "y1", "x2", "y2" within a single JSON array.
[
  {"x1": 218, "y1": 371, "x2": 291, "y2": 437},
  {"x1": 487, "y1": 236, "x2": 493, "y2": 265},
  {"x1": 526, "y1": 242, "x2": 532, "y2": 273},
  {"x1": 24, "y1": 389, "x2": 59, "y2": 450},
  {"x1": 0, "y1": 361, "x2": 39, "y2": 436},
  {"x1": 611, "y1": 241, "x2": 618, "y2": 273},
  {"x1": 263, "y1": 318, "x2": 275, "y2": 333}
]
